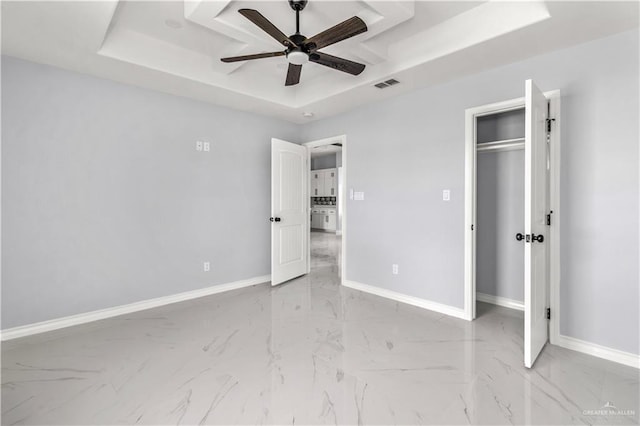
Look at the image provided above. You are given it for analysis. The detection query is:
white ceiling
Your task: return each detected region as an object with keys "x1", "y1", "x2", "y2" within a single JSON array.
[{"x1": 2, "y1": 1, "x2": 638, "y2": 123}]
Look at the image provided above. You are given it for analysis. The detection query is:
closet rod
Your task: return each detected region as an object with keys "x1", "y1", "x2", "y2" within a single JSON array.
[{"x1": 477, "y1": 137, "x2": 525, "y2": 153}]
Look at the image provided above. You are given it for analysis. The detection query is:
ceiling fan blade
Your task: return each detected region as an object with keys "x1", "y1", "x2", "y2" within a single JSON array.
[
  {"x1": 221, "y1": 51, "x2": 285, "y2": 63},
  {"x1": 239, "y1": 9, "x2": 297, "y2": 48},
  {"x1": 305, "y1": 16, "x2": 367, "y2": 50},
  {"x1": 285, "y1": 64, "x2": 302, "y2": 86},
  {"x1": 309, "y1": 52, "x2": 365, "y2": 76}
]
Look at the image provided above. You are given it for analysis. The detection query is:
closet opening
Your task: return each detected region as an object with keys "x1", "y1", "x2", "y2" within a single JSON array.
[
  {"x1": 463, "y1": 82, "x2": 561, "y2": 368},
  {"x1": 475, "y1": 107, "x2": 526, "y2": 313}
]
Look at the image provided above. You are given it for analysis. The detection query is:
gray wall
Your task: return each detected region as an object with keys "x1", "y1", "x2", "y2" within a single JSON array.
[
  {"x1": 476, "y1": 149, "x2": 524, "y2": 302},
  {"x1": 311, "y1": 153, "x2": 337, "y2": 170},
  {"x1": 2, "y1": 29, "x2": 639, "y2": 357},
  {"x1": 300, "y1": 29, "x2": 639, "y2": 355},
  {"x1": 1, "y1": 56, "x2": 298, "y2": 329}
]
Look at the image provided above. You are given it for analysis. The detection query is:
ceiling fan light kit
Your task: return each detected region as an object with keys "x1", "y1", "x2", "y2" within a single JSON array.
[
  {"x1": 287, "y1": 50, "x2": 309, "y2": 65},
  {"x1": 220, "y1": 0, "x2": 368, "y2": 86}
]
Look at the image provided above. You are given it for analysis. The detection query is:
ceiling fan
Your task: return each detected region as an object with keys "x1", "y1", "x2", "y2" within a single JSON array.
[{"x1": 221, "y1": 0, "x2": 367, "y2": 86}]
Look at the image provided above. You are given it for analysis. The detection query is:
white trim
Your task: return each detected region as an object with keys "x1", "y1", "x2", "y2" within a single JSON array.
[
  {"x1": 546, "y1": 90, "x2": 561, "y2": 347},
  {"x1": 463, "y1": 106, "x2": 475, "y2": 321},
  {"x1": 0, "y1": 275, "x2": 271, "y2": 341},
  {"x1": 464, "y1": 89, "x2": 561, "y2": 328},
  {"x1": 555, "y1": 334, "x2": 640, "y2": 369},
  {"x1": 303, "y1": 135, "x2": 347, "y2": 285},
  {"x1": 343, "y1": 280, "x2": 467, "y2": 320},
  {"x1": 302, "y1": 135, "x2": 344, "y2": 148},
  {"x1": 477, "y1": 292, "x2": 524, "y2": 311}
]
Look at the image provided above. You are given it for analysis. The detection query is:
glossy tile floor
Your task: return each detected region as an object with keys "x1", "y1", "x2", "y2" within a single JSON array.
[{"x1": 2, "y1": 231, "x2": 639, "y2": 425}]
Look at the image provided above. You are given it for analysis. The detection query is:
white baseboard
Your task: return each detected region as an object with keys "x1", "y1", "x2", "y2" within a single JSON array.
[
  {"x1": 480, "y1": 295, "x2": 637, "y2": 369},
  {"x1": 343, "y1": 280, "x2": 467, "y2": 320},
  {"x1": 1, "y1": 275, "x2": 271, "y2": 341},
  {"x1": 7, "y1": 276, "x2": 636, "y2": 370},
  {"x1": 554, "y1": 334, "x2": 639, "y2": 369},
  {"x1": 477, "y1": 292, "x2": 524, "y2": 311}
]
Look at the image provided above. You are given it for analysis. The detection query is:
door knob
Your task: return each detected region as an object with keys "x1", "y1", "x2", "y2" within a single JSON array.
[
  {"x1": 269, "y1": 217, "x2": 281, "y2": 222},
  {"x1": 515, "y1": 233, "x2": 543, "y2": 243}
]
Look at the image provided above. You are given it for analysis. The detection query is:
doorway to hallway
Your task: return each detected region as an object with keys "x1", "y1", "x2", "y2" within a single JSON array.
[
  {"x1": 309, "y1": 142, "x2": 343, "y2": 277},
  {"x1": 270, "y1": 135, "x2": 347, "y2": 287}
]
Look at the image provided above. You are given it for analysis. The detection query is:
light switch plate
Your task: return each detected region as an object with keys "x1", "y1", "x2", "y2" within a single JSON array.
[
  {"x1": 196, "y1": 141, "x2": 203, "y2": 151},
  {"x1": 443, "y1": 189, "x2": 450, "y2": 201},
  {"x1": 203, "y1": 142, "x2": 210, "y2": 152},
  {"x1": 354, "y1": 191, "x2": 365, "y2": 201}
]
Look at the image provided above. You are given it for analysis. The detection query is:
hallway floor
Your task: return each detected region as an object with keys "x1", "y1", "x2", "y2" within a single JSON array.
[{"x1": 2, "y1": 232, "x2": 638, "y2": 425}]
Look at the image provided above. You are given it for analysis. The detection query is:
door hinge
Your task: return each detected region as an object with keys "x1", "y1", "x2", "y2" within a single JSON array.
[
  {"x1": 471, "y1": 224, "x2": 474, "y2": 231},
  {"x1": 546, "y1": 211, "x2": 552, "y2": 226},
  {"x1": 546, "y1": 308, "x2": 551, "y2": 320},
  {"x1": 546, "y1": 118, "x2": 556, "y2": 133}
]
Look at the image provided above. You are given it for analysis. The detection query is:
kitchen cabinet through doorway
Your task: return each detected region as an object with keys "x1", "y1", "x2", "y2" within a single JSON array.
[{"x1": 311, "y1": 168, "x2": 337, "y2": 197}]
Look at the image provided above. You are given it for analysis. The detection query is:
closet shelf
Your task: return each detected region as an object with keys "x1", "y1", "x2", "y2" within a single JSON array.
[{"x1": 477, "y1": 137, "x2": 525, "y2": 153}]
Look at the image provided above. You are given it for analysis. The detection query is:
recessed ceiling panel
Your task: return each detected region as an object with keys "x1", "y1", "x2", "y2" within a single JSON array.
[
  {"x1": 98, "y1": 0, "x2": 555, "y2": 108},
  {"x1": 99, "y1": 0, "x2": 420, "y2": 105}
]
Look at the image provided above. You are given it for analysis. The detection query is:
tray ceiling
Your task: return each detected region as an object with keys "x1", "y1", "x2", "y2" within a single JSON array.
[{"x1": 1, "y1": 1, "x2": 638, "y2": 123}]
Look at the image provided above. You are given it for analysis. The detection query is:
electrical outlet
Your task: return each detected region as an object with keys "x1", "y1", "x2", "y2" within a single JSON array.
[
  {"x1": 442, "y1": 189, "x2": 450, "y2": 201},
  {"x1": 203, "y1": 262, "x2": 210, "y2": 272},
  {"x1": 196, "y1": 141, "x2": 203, "y2": 151},
  {"x1": 203, "y1": 142, "x2": 210, "y2": 152},
  {"x1": 392, "y1": 264, "x2": 399, "y2": 275}
]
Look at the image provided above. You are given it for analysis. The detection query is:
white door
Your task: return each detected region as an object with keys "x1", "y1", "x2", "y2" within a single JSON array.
[
  {"x1": 311, "y1": 213, "x2": 321, "y2": 229},
  {"x1": 524, "y1": 80, "x2": 549, "y2": 368},
  {"x1": 271, "y1": 138, "x2": 308, "y2": 286},
  {"x1": 327, "y1": 210, "x2": 337, "y2": 231},
  {"x1": 315, "y1": 171, "x2": 325, "y2": 196},
  {"x1": 311, "y1": 172, "x2": 319, "y2": 196},
  {"x1": 325, "y1": 170, "x2": 337, "y2": 196}
]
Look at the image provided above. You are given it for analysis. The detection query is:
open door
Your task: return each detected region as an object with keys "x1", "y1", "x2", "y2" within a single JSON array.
[
  {"x1": 524, "y1": 80, "x2": 550, "y2": 368},
  {"x1": 271, "y1": 138, "x2": 308, "y2": 286}
]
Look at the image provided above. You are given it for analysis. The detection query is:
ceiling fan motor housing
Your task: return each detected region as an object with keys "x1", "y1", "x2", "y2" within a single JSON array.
[{"x1": 289, "y1": 33, "x2": 308, "y2": 48}]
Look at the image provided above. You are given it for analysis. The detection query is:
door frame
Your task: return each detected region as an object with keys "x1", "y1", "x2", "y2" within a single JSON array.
[
  {"x1": 463, "y1": 90, "x2": 561, "y2": 346},
  {"x1": 302, "y1": 135, "x2": 347, "y2": 284}
]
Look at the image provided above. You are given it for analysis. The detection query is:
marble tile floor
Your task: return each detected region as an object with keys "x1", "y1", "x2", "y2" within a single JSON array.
[{"x1": 2, "y1": 231, "x2": 638, "y2": 425}]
